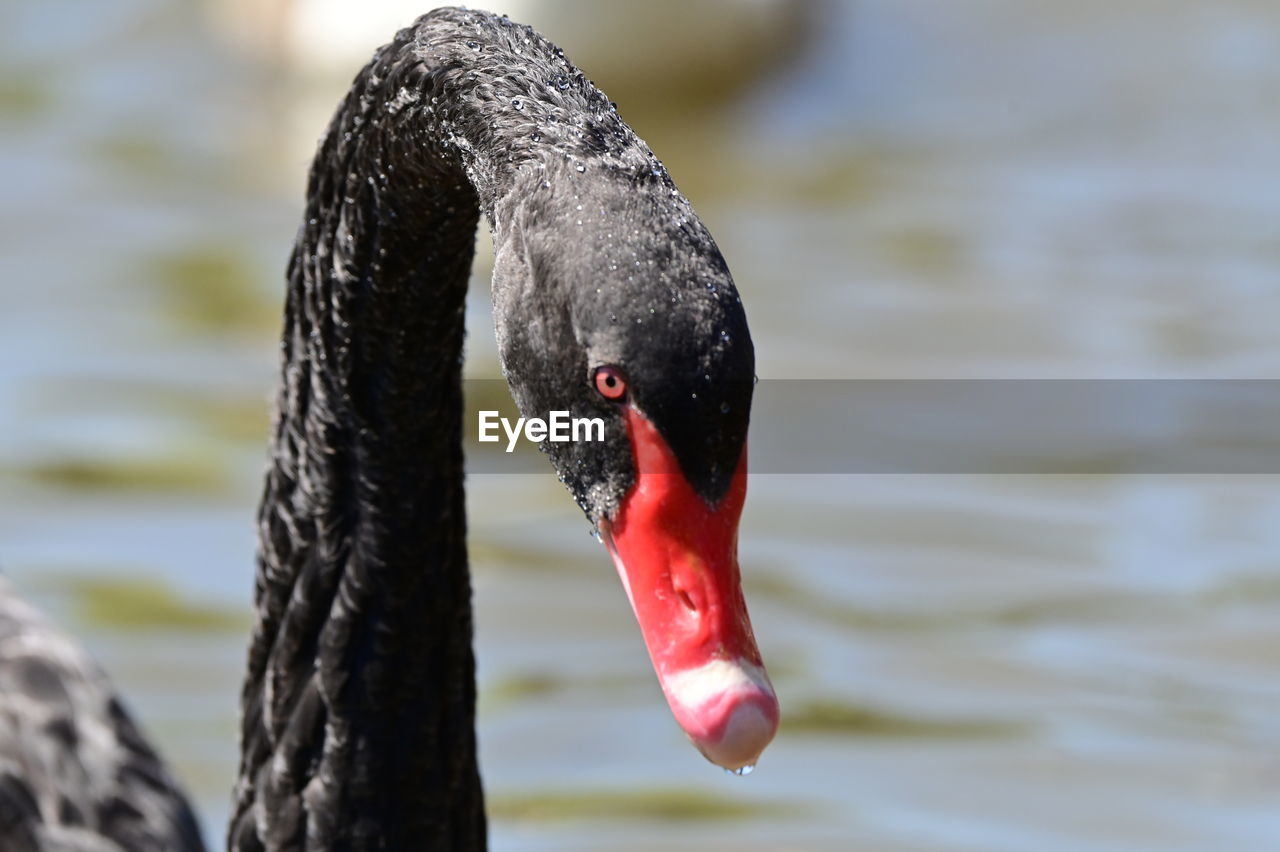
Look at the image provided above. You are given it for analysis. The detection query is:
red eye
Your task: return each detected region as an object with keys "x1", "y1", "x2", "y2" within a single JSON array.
[{"x1": 594, "y1": 366, "x2": 627, "y2": 400}]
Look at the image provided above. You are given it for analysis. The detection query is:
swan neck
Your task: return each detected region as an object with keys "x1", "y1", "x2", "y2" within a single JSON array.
[
  {"x1": 233, "y1": 9, "x2": 679, "y2": 846},
  {"x1": 232, "y1": 17, "x2": 499, "y2": 849}
]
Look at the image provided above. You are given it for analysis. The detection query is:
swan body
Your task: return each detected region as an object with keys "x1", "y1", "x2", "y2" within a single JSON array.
[{"x1": 0, "y1": 579, "x2": 205, "y2": 851}]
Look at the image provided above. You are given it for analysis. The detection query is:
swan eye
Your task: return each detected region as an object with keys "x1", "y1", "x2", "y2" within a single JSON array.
[{"x1": 593, "y1": 366, "x2": 627, "y2": 400}]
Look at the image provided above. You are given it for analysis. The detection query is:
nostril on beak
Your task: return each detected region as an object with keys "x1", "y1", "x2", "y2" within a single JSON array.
[{"x1": 676, "y1": 589, "x2": 697, "y2": 612}]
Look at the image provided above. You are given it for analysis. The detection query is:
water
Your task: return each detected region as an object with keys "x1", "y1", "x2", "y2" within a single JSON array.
[{"x1": 2, "y1": 1, "x2": 1279, "y2": 850}]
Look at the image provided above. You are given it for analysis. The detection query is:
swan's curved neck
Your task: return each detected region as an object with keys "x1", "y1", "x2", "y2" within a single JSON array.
[
  {"x1": 229, "y1": 12, "x2": 625, "y2": 849},
  {"x1": 232, "y1": 10, "x2": 675, "y2": 848}
]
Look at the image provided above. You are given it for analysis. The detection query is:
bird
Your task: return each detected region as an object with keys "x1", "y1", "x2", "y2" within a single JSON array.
[
  {"x1": 230, "y1": 7, "x2": 778, "y2": 848},
  {"x1": 0, "y1": 576, "x2": 206, "y2": 851},
  {"x1": 229, "y1": 4, "x2": 773, "y2": 844},
  {"x1": 1, "y1": 7, "x2": 780, "y2": 850}
]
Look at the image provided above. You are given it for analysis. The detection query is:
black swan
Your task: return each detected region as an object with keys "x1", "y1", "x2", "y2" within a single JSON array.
[
  {"x1": 0, "y1": 577, "x2": 205, "y2": 850},
  {"x1": 230, "y1": 7, "x2": 777, "y2": 847},
  {"x1": 0, "y1": 7, "x2": 779, "y2": 850}
]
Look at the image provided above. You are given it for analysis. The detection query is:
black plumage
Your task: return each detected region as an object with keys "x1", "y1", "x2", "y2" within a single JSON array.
[
  {"x1": 232, "y1": 8, "x2": 754, "y2": 851},
  {"x1": 0, "y1": 579, "x2": 206, "y2": 851}
]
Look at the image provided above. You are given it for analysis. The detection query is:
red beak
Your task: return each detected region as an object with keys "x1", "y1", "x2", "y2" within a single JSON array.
[{"x1": 599, "y1": 406, "x2": 778, "y2": 771}]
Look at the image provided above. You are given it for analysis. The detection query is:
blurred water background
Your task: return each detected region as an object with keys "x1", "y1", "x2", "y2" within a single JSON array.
[{"x1": 2, "y1": 1, "x2": 1279, "y2": 849}]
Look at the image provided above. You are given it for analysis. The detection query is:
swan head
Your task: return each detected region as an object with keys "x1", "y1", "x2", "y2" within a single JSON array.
[{"x1": 489, "y1": 164, "x2": 778, "y2": 771}]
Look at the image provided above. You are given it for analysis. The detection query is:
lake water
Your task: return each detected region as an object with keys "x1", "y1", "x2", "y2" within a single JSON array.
[{"x1": 1, "y1": 1, "x2": 1278, "y2": 849}]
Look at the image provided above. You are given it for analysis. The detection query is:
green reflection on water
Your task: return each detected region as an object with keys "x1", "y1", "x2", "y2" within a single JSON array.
[
  {"x1": 470, "y1": 538, "x2": 599, "y2": 577},
  {"x1": 480, "y1": 670, "x2": 653, "y2": 715},
  {"x1": 10, "y1": 453, "x2": 232, "y2": 495},
  {"x1": 489, "y1": 788, "x2": 799, "y2": 823},
  {"x1": 91, "y1": 133, "x2": 176, "y2": 178},
  {"x1": 482, "y1": 672, "x2": 565, "y2": 710},
  {"x1": 0, "y1": 76, "x2": 55, "y2": 120},
  {"x1": 785, "y1": 699, "x2": 1029, "y2": 739},
  {"x1": 30, "y1": 376, "x2": 271, "y2": 446},
  {"x1": 879, "y1": 225, "x2": 966, "y2": 276},
  {"x1": 40, "y1": 574, "x2": 249, "y2": 633},
  {"x1": 147, "y1": 244, "x2": 278, "y2": 335},
  {"x1": 750, "y1": 571, "x2": 1226, "y2": 633}
]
